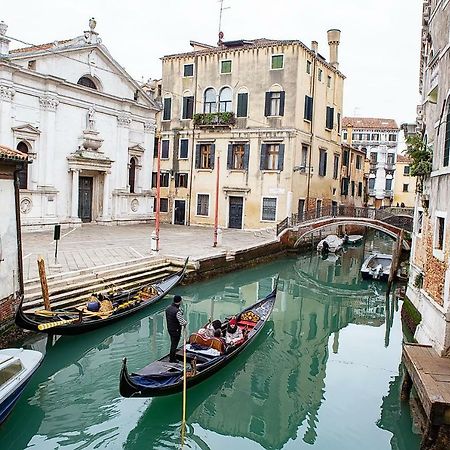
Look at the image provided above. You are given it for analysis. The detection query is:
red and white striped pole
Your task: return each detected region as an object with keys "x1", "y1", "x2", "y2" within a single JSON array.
[{"x1": 213, "y1": 155, "x2": 220, "y2": 247}]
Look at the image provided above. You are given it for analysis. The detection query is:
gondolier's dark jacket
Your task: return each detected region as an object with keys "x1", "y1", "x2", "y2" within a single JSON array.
[{"x1": 165, "y1": 303, "x2": 187, "y2": 335}]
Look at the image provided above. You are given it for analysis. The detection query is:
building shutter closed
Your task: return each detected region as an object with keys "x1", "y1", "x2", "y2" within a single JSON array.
[
  {"x1": 237, "y1": 93, "x2": 248, "y2": 117},
  {"x1": 243, "y1": 144, "x2": 250, "y2": 170},
  {"x1": 264, "y1": 92, "x2": 271, "y2": 117},
  {"x1": 260, "y1": 144, "x2": 267, "y2": 170},
  {"x1": 210, "y1": 144, "x2": 215, "y2": 169},
  {"x1": 195, "y1": 144, "x2": 201, "y2": 169},
  {"x1": 278, "y1": 144, "x2": 285, "y2": 171},
  {"x1": 227, "y1": 144, "x2": 233, "y2": 169},
  {"x1": 279, "y1": 91, "x2": 285, "y2": 116}
]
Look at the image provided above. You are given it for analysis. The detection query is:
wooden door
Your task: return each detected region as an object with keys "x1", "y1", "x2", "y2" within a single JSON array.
[
  {"x1": 228, "y1": 196, "x2": 243, "y2": 229},
  {"x1": 78, "y1": 177, "x2": 93, "y2": 222},
  {"x1": 174, "y1": 200, "x2": 186, "y2": 225}
]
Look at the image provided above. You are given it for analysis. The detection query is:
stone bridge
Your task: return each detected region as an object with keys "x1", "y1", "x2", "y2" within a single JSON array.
[{"x1": 277, "y1": 206, "x2": 414, "y2": 249}]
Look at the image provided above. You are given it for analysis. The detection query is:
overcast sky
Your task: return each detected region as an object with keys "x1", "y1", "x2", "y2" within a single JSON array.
[{"x1": 2, "y1": 0, "x2": 422, "y2": 127}]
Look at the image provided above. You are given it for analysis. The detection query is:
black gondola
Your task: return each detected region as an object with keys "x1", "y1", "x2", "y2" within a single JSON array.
[
  {"x1": 119, "y1": 277, "x2": 278, "y2": 397},
  {"x1": 15, "y1": 258, "x2": 189, "y2": 335}
]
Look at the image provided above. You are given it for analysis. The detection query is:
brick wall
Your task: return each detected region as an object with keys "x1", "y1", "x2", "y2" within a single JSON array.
[{"x1": 0, "y1": 291, "x2": 20, "y2": 332}]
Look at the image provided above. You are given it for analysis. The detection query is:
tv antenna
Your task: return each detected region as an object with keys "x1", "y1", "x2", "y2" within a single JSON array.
[{"x1": 218, "y1": 0, "x2": 230, "y2": 45}]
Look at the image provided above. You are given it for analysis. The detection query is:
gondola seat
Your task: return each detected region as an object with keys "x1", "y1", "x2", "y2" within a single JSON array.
[{"x1": 189, "y1": 333, "x2": 225, "y2": 353}]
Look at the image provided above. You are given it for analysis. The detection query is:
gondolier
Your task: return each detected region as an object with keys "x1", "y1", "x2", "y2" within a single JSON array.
[{"x1": 165, "y1": 295, "x2": 187, "y2": 362}]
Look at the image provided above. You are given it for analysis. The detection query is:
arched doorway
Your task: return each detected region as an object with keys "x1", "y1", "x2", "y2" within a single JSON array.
[
  {"x1": 129, "y1": 157, "x2": 137, "y2": 193},
  {"x1": 16, "y1": 141, "x2": 29, "y2": 189}
]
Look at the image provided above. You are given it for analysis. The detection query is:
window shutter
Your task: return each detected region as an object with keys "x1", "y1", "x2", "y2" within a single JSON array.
[
  {"x1": 237, "y1": 93, "x2": 248, "y2": 117},
  {"x1": 210, "y1": 144, "x2": 215, "y2": 170},
  {"x1": 163, "y1": 98, "x2": 171, "y2": 121},
  {"x1": 195, "y1": 144, "x2": 201, "y2": 169},
  {"x1": 323, "y1": 151, "x2": 327, "y2": 176},
  {"x1": 243, "y1": 144, "x2": 250, "y2": 170},
  {"x1": 260, "y1": 144, "x2": 267, "y2": 170},
  {"x1": 304, "y1": 96, "x2": 313, "y2": 121},
  {"x1": 187, "y1": 96, "x2": 194, "y2": 119},
  {"x1": 175, "y1": 173, "x2": 179, "y2": 188},
  {"x1": 151, "y1": 172, "x2": 157, "y2": 188},
  {"x1": 227, "y1": 144, "x2": 233, "y2": 169},
  {"x1": 182, "y1": 97, "x2": 188, "y2": 119},
  {"x1": 264, "y1": 92, "x2": 271, "y2": 117},
  {"x1": 278, "y1": 144, "x2": 285, "y2": 171},
  {"x1": 279, "y1": 91, "x2": 285, "y2": 116}
]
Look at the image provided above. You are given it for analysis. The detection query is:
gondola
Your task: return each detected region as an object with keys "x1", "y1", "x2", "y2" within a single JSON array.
[
  {"x1": 15, "y1": 258, "x2": 189, "y2": 336},
  {"x1": 119, "y1": 277, "x2": 278, "y2": 397}
]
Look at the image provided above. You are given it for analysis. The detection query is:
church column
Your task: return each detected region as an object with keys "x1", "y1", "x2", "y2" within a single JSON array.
[
  {"x1": 116, "y1": 113, "x2": 131, "y2": 190},
  {"x1": 0, "y1": 85, "x2": 14, "y2": 147},
  {"x1": 71, "y1": 169, "x2": 79, "y2": 219},
  {"x1": 39, "y1": 94, "x2": 59, "y2": 187},
  {"x1": 102, "y1": 171, "x2": 111, "y2": 220},
  {"x1": 143, "y1": 119, "x2": 156, "y2": 192}
]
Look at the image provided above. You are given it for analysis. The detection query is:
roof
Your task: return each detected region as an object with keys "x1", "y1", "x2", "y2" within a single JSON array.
[
  {"x1": 0, "y1": 145, "x2": 28, "y2": 162},
  {"x1": 10, "y1": 39, "x2": 73, "y2": 55},
  {"x1": 342, "y1": 117, "x2": 399, "y2": 130},
  {"x1": 396, "y1": 154, "x2": 411, "y2": 164}
]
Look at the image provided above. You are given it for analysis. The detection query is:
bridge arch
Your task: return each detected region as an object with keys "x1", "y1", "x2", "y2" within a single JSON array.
[{"x1": 292, "y1": 218, "x2": 410, "y2": 250}]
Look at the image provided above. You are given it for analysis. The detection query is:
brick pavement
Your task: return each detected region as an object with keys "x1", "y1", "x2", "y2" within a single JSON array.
[{"x1": 22, "y1": 223, "x2": 277, "y2": 281}]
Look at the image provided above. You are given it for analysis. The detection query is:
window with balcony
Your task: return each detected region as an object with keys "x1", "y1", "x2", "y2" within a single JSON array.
[
  {"x1": 219, "y1": 87, "x2": 232, "y2": 112},
  {"x1": 262, "y1": 197, "x2": 277, "y2": 221},
  {"x1": 204, "y1": 88, "x2": 217, "y2": 113},
  {"x1": 265, "y1": 90, "x2": 285, "y2": 116},
  {"x1": 260, "y1": 143, "x2": 284, "y2": 170},
  {"x1": 195, "y1": 143, "x2": 215, "y2": 169},
  {"x1": 227, "y1": 143, "x2": 249, "y2": 170},
  {"x1": 196, "y1": 194, "x2": 209, "y2": 216}
]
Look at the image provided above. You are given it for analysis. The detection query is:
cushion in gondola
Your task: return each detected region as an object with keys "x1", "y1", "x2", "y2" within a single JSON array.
[{"x1": 87, "y1": 300, "x2": 100, "y2": 312}]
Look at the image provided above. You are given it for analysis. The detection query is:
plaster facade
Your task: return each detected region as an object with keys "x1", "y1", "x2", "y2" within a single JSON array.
[
  {"x1": 393, "y1": 155, "x2": 416, "y2": 207},
  {"x1": 406, "y1": 0, "x2": 450, "y2": 355},
  {"x1": 156, "y1": 32, "x2": 345, "y2": 230},
  {"x1": 0, "y1": 19, "x2": 158, "y2": 231}
]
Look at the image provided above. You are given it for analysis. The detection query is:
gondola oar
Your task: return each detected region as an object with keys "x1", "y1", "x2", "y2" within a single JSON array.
[
  {"x1": 181, "y1": 325, "x2": 187, "y2": 448},
  {"x1": 37, "y1": 318, "x2": 79, "y2": 331}
]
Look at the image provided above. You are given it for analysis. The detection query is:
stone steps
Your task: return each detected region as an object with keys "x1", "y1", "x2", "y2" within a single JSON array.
[{"x1": 23, "y1": 257, "x2": 182, "y2": 312}]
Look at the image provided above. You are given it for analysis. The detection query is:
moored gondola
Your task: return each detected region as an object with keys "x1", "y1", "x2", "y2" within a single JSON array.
[
  {"x1": 15, "y1": 258, "x2": 189, "y2": 335},
  {"x1": 119, "y1": 277, "x2": 278, "y2": 398}
]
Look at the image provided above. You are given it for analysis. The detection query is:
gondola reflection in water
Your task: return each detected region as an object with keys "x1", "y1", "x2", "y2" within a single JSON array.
[{"x1": 119, "y1": 277, "x2": 278, "y2": 397}]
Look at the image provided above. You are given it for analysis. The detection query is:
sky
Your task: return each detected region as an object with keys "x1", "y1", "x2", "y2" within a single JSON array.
[{"x1": 2, "y1": 0, "x2": 423, "y2": 128}]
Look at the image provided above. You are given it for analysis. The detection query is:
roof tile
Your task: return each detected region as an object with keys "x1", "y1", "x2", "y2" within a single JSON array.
[
  {"x1": 342, "y1": 117, "x2": 399, "y2": 130},
  {"x1": 0, "y1": 145, "x2": 28, "y2": 161}
]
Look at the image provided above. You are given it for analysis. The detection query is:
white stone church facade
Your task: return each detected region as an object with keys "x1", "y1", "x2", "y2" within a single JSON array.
[{"x1": 0, "y1": 19, "x2": 158, "y2": 230}]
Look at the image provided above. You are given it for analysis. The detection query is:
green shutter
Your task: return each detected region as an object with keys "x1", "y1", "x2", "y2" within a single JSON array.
[
  {"x1": 227, "y1": 144, "x2": 233, "y2": 169},
  {"x1": 210, "y1": 144, "x2": 215, "y2": 169},
  {"x1": 260, "y1": 144, "x2": 267, "y2": 170},
  {"x1": 264, "y1": 92, "x2": 271, "y2": 117},
  {"x1": 278, "y1": 144, "x2": 285, "y2": 171},
  {"x1": 279, "y1": 91, "x2": 285, "y2": 116},
  {"x1": 195, "y1": 144, "x2": 201, "y2": 169},
  {"x1": 243, "y1": 144, "x2": 250, "y2": 170}
]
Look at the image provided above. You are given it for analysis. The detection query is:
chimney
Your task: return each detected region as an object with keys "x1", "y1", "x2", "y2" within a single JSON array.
[
  {"x1": 311, "y1": 40, "x2": 318, "y2": 53},
  {"x1": 0, "y1": 21, "x2": 10, "y2": 57},
  {"x1": 327, "y1": 29, "x2": 341, "y2": 69}
]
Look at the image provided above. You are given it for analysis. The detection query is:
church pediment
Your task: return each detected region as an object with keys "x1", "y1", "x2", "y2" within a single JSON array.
[
  {"x1": 11, "y1": 124, "x2": 41, "y2": 135},
  {"x1": 129, "y1": 144, "x2": 145, "y2": 155}
]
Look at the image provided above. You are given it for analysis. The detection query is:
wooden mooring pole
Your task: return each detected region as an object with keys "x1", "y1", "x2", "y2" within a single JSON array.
[
  {"x1": 386, "y1": 229, "x2": 404, "y2": 297},
  {"x1": 38, "y1": 257, "x2": 51, "y2": 311}
]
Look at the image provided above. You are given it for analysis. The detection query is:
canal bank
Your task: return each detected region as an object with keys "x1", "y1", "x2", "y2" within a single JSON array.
[{"x1": 2, "y1": 232, "x2": 423, "y2": 450}]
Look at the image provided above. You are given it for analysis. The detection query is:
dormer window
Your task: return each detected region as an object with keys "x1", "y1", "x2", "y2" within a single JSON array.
[{"x1": 77, "y1": 76, "x2": 98, "y2": 90}]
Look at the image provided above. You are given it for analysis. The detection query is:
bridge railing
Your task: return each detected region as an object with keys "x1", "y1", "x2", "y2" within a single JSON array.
[{"x1": 277, "y1": 206, "x2": 414, "y2": 235}]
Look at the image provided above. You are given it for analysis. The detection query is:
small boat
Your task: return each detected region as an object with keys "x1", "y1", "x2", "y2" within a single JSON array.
[
  {"x1": 119, "y1": 278, "x2": 278, "y2": 398},
  {"x1": 0, "y1": 348, "x2": 43, "y2": 424},
  {"x1": 361, "y1": 253, "x2": 392, "y2": 281},
  {"x1": 344, "y1": 234, "x2": 364, "y2": 245},
  {"x1": 317, "y1": 235, "x2": 343, "y2": 253},
  {"x1": 15, "y1": 258, "x2": 189, "y2": 335}
]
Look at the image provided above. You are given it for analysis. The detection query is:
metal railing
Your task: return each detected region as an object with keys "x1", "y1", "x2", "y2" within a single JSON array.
[{"x1": 277, "y1": 206, "x2": 414, "y2": 236}]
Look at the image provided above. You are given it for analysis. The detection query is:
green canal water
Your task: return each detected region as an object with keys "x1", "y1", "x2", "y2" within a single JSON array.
[{"x1": 2, "y1": 235, "x2": 421, "y2": 450}]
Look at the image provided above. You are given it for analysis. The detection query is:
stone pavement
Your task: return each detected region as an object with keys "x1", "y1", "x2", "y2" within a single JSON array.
[{"x1": 22, "y1": 223, "x2": 277, "y2": 281}]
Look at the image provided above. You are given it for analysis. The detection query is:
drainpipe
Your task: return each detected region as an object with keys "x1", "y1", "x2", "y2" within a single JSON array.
[
  {"x1": 187, "y1": 54, "x2": 199, "y2": 226},
  {"x1": 13, "y1": 165, "x2": 25, "y2": 297},
  {"x1": 305, "y1": 48, "x2": 318, "y2": 212}
]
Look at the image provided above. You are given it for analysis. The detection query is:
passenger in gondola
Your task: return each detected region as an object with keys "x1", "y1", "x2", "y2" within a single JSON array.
[
  {"x1": 198, "y1": 319, "x2": 222, "y2": 338},
  {"x1": 225, "y1": 317, "x2": 243, "y2": 346},
  {"x1": 165, "y1": 295, "x2": 187, "y2": 363}
]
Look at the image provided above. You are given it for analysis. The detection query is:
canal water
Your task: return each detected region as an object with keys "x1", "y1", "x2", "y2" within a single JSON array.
[{"x1": 2, "y1": 234, "x2": 421, "y2": 450}]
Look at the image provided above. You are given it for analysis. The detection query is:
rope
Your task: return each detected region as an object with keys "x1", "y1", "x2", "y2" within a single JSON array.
[{"x1": 181, "y1": 326, "x2": 187, "y2": 448}]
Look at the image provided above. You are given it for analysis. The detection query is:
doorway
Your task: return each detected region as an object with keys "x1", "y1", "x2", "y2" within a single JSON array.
[
  {"x1": 78, "y1": 176, "x2": 93, "y2": 222},
  {"x1": 228, "y1": 196, "x2": 243, "y2": 229},
  {"x1": 174, "y1": 200, "x2": 186, "y2": 225}
]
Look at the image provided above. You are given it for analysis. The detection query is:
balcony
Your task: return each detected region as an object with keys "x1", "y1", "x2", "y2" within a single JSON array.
[
  {"x1": 385, "y1": 163, "x2": 395, "y2": 171},
  {"x1": 193, "y1": 112, "x2": 236, "y2": 128},
  {"x1": 368, "y1": 188, "x2": 376, "y2": 196},
  {"x1": 384, "y1": 189, "x2": 393, "y2": 198}
]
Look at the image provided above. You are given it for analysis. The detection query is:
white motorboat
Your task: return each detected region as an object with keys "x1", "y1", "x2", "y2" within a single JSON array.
[
  {"x1": 317, "y1": 234, "x2": 344, "y2": 253},
  {"x1": 0, "y1": 348, "x2": 43, "y2": 424},
  {"x1": 360, "y1": 253, "x2": 392, "y2": 281},
  {"x1": 344, "y1": 234, "x2": 364, "y2": 245}
]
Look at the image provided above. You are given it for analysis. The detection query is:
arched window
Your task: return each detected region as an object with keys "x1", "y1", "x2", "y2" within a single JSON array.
[
  {"x1": 17, "y1": 141, "x2": 29, "y2": 189},
  {"x1": 444, "y1": 103, "x2": 450, "y2": 167},
  {"x1": 204, "y1": 88, "x2": 217, "y2": 113},
  {"x1": 129, "y1": 157, "x2": 137, "y2": 193},
  {"x1": 77, "y1": 76, "x2": 98, "y2": 90},
  {"x1": 219, "y1": 87, "x2": 232, "y2": 112}
]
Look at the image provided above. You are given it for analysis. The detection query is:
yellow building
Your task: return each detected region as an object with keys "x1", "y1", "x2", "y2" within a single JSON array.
[
  {"x1": 340, "y1": 143, "x2": 367, "y2": 207},
  {"x1": 393, "y1": 154, "x2": 415, "y2": 207},
  {"x1": 155, "y1": 31, "x2": 345, "y2": 229}
]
